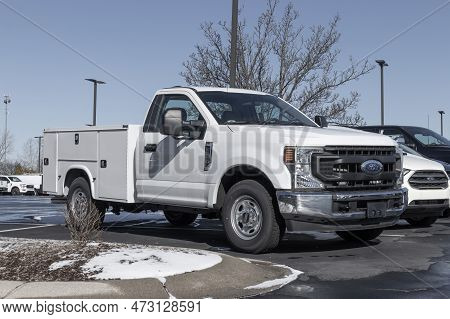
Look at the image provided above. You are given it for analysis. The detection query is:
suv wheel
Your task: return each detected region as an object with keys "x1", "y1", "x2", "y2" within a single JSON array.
[
  {"x1": 405, "y1": 216, "x2": 438, "y2": 227},
  {"x1": 164, "y1": 211, "x2": 198, "y2": 226},
  {"x1": 222, "y1": 180, "x2": 281, "y2": 253},
  {"x1": 336, "y1": 228, "x2": 384, "y2": 242},
  {"x1": 11, "y1": 187, "x2": 20, "y2": 196}
]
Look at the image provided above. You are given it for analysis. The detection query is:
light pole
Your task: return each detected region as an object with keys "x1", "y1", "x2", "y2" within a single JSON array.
[
  {"x1": 34, "y1": 136, "x2": 43, "y2": 173},
  {"x1": 375, "y1": 60, "x2": 388, "y2": 125},
  {"x1": 85, "y1": 79, "x2": 106, "y2": 126},
  {"x1": 3, "y1": 95, "x2": 11, "y2": 161},
  {"x1": 229, "y1": 0, "x2": 238, "y2": 88},
  {"x1": 438, "y1": 110, "x2": 445, "y2": 136}
]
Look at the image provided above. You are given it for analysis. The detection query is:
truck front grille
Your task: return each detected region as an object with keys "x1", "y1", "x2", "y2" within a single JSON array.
[
  {"x1": 409, "y1": 171, "x2": 448, "y2": 189},
  {"x1": 312, "y1": 146, "x2": 400, "y2": 191}
]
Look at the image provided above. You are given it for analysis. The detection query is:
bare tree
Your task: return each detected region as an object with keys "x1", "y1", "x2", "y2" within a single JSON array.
[
  {"x1": 0, "y1": 132, "x2": 14, "y2": 174},
  {"x1": 20, "y1": 138, "x2": 39, "y2": 173},
  {"x1": 181, "y1": 0, "x2": 373, "y2": 125}
]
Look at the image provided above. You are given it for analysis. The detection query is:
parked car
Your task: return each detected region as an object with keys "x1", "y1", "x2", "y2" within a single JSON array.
[
  {"x1": 0, "y1": 177, "x2": 8, "y2": 193},
  {"x1": 0, "y1": 176, "x2": 27, "y2": 195},
  {"x1": 10, "y1": 175, "x2": 43, "y2": 195},
  {"x1": 399, "y1": 144, "x2": 450, "y2": 226},
  {"x1": 357, "y1": 125, "x2": 450, "y2": 175},
  {"x1": 43, "y1": 87, "x2": 407, "y2": 253}
]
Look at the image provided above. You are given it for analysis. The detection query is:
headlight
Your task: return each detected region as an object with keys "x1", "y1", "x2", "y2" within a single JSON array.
[
  {"x1": 284, "y1": 147, "x2": 324, "y2": 189},
  {"x1": 402, "y1": 169, "x2": 411, "y2": 177},
  {"x1": 395, "y1": 146, "x2": 404, "y2": 186}
]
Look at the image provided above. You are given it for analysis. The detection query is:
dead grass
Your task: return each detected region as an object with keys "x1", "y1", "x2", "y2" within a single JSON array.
[{"x1": 0, "y1": 239, "x2": 112, "y2": 281}]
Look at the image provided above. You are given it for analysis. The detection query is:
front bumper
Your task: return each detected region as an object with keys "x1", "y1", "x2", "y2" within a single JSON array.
[
  {"x1": 277, "y1": 188, "x2": 407, "y2": 231},
  {"x1": 402, "y1": 199, "x2": 448, "y2": 219}
]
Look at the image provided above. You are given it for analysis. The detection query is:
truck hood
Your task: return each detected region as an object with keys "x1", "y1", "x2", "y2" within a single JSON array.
[
  {"x1": 227, "y1": 125, "x2": 397, "y2": 147},
  {"x1": 403, "y1": 153, "x2": 445, "y2": 171}
]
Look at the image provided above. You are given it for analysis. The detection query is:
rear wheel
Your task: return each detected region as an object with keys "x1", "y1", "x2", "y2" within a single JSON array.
[
  {"x1": 336, "y1": 228, "x2": 384, "y2": 242},
  {"x1": 66, "y1": 177, "x2": 105, "y2": 232},
  {"x1": 164, "y1": 211, "x2": 198, "y2": 226},
  {"x1": 222, "y1": 180, "x2": 280, "y2": 254},
  {"x1": 405, "y1": 216, "x2": 438, "y2": 227},
  {"x1": 11, "y1": 187, "x2": 20, "y2": 196}
]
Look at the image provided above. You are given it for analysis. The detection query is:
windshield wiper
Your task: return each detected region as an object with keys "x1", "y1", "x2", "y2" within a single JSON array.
[
  {"x1": 260, "y1": 119, "x2": 280, "y2": 125},
  {"x1": 286, "y1": 120, "x2": 307, "y2": 126},
  {"x1": 223, "y1": 120, "x2": 250, "y2": 125}
]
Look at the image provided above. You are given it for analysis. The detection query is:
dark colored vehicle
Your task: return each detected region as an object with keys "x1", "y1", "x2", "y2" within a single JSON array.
[{"x1": 357, "y1": 126, "x2": 450, "y2": 174}]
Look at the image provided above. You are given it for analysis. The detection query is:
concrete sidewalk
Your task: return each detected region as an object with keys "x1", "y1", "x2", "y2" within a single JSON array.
[{"x1": 0, "y1": 254, "x2": 299, "y2": 299}]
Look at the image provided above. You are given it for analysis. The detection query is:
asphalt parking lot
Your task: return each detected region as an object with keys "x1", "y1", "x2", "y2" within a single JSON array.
[{"x1": 1, "y1": 195, "x2": 449, "y2": 298}]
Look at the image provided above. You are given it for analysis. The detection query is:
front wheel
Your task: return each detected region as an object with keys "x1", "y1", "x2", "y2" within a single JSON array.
[
  {"x1": 11, "y1": 187, "x2": 21, "y2": 196},
  {"x1": 221, "y1": 180, "x2": 281, "y2": 254},
  {"x1": 164, "y1": 211, "x2": 198, "y2": 226},
  {"x1": 405, "y1": 216, "x2": 438, "y2": 227},
  {"x1": 336, "y1": 228, "x2": 384, "y2": 242}
]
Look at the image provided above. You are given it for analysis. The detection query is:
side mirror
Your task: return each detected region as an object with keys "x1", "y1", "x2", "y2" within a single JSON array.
[
  {"x1": 161, "y1": 108, "x2": 183, "y2": 137},
  {"x1": 314, "y1": 115, "x2": 328, "y2": 128},
  {"x1": 406, "y1": 143, "x2": 417, "y2": 151}
]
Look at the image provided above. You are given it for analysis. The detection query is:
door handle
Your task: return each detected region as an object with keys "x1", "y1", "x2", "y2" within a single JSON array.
[{"x1": 144, "y1": 144, "x2": 157, "y2": 152}]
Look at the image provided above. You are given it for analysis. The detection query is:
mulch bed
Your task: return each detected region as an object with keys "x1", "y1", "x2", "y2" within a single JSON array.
[{"x1": 0, "y1": 238, "x2": 113, "y2": 281}]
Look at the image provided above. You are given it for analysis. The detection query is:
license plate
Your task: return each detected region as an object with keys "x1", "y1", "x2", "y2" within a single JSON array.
[{"x1": 367, "y1": 201, "x2": 387, "y2": 219}]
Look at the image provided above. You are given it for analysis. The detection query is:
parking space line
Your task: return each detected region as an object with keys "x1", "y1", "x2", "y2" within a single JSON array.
[
  {"x1": 381, "y1": 234, "x2": 405, "y2": 237},
  {"x1": 0, "y1": 224, "x2": 56, "y2": 233}
]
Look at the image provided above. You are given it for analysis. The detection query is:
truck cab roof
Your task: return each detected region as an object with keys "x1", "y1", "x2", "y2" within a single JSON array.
[{"x1": 158, "y1": 86, "x2": 270, "y2": 96}]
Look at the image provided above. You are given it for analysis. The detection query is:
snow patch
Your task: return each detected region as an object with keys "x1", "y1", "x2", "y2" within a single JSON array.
[
  {"x1": 245, "y1": 264, "x2": 302, "y2": 290},
  {"x1": 82, "y1": 246, "x2": 222, "y2": 280},
  {"x1": 49, "y1": 259, "x2": 77, "y2": 271}
]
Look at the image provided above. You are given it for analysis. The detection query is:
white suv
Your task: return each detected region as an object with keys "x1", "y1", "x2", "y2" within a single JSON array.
[
  {"x1": 400, "y1": 144, "x2": 450, "y2": 226},
  {"x1": 0, "y1": 176, "x2": 27, "y2": 195}
]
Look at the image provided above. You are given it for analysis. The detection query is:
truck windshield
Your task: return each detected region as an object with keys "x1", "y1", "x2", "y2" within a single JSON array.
[
  {"x1": 9, "y1": 177, "x2": 21, "y2": 182},
  {"x1": 197, "y1": 91, "x2": 317, "y2": 127},
  {"x1": 404, "y1": 127, "x2": 450, "y2": 147}
]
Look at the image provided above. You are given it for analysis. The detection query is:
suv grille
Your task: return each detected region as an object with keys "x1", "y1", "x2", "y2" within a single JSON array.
[
  {"x1": 409, "y1": 171, "x2": 448, "y2": 189},
  {"x1": 312, "y1": 146, "x2": 400, "y2": 190}
]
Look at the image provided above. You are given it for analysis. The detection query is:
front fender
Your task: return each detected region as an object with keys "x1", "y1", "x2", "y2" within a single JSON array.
[{"x1": 207, "y1": 156, "x2": 292, "y2": 208}]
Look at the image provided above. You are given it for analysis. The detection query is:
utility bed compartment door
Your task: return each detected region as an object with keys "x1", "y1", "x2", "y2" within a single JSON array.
[
  {"x1": 42, "y1": 133, "x2": 58, "y2": 194},
  {"x1": 98, "y1": 130, "x2": 128, "y2": 201}
]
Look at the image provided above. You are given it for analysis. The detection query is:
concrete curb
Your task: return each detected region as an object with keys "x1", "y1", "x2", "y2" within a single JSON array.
[{"x1": 0, "y1": 254, "x2": 298, "y2": 299}]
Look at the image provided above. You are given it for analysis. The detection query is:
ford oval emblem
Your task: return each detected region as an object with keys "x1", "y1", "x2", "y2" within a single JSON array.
[{"x1": 361, "y1": 160, "x2": 383, "y2": 175}]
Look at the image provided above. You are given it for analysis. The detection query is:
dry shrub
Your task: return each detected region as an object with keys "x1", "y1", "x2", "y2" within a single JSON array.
[{"x1": 65, "y1": 205, "x2": 104, "y2": 243}]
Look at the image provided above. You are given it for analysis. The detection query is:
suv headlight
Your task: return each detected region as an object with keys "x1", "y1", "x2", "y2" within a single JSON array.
[{"x1": 284, "y1": 147, "x2": 324, "y2": 189}]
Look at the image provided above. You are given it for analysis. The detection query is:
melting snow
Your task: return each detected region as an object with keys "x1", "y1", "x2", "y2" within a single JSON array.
[
  {"x1": 49, "y1": 259, "x2": 77, "y2": 271},
  {"x1": 245, "y1": 264, "x2": 302, "y2": 290},
  {"x1": 82, "y1": 246, "x2": 222, "y2": 280}
]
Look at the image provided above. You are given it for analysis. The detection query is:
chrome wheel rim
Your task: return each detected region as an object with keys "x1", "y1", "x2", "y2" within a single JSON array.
[{"x1": 230, "y1": 195, "x2": 263, "y2": 240}]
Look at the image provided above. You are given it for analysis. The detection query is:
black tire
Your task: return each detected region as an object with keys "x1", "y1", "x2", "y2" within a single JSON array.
[
  {"x1": 66, "y1": 177, "x2": 105, "y2": 231},
  {"x1": 164, "y1": 211, "x2": 198, "y2": 226},
  {"x1": 336, "y1": 228, "x2": 384, "y2": 242},
  {"x1": 11, "y1": 187, "x2": 21, "y2": 196},
  {"x1": 405, "y1": 216, "x2": 438, "y2": 227},
  {"x1": 222, "y1": 180, "x2": 280, "y2": 254}
]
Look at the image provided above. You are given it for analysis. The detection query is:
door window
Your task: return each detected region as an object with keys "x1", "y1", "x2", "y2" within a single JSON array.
[{"x1": 143, "y1": 94, "x2": 205, "y2": 139}]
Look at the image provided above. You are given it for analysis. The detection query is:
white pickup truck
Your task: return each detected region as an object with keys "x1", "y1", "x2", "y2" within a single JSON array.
[{"x1": 43, "y1": 87, "x2": 407, "y2": 253}]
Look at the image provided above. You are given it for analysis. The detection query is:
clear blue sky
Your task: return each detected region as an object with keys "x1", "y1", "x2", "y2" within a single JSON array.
[{"x1": 1, "y1": 0, "x2": 449, "y2": 158}]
